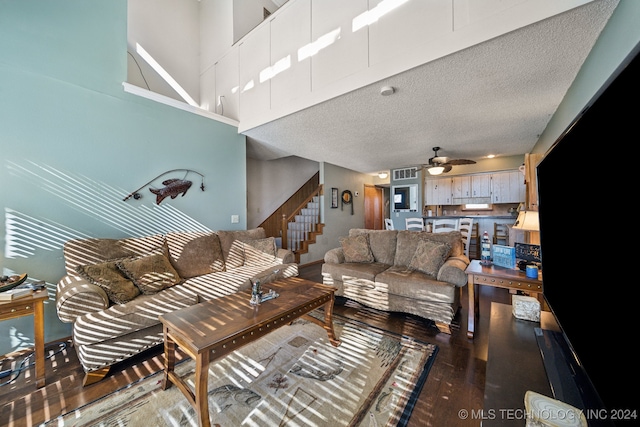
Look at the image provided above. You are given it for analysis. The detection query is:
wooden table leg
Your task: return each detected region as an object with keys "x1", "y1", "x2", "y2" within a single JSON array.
[
  {"x1": 467, "y1": 274, "x2": 476, "y2": 340},
  {"x1": 194, "y1": 350, "x2": 211, "y2": 427},
  {"x1": 33, "y1": 299, "x2": 45, "y2": 388},
  {"x1": 162, "y1": 328, "x2": 175, "y2": 390},
  {"x1": 323, "y1": 294, "x2": 341, "y2": 347}
]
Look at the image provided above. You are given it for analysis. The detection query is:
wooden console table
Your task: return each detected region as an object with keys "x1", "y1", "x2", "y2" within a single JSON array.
[
  {"x1": 0, "y1": 289, "x2": 48, "y2": 388},
  {"x1": 466, "y1": 260, "x2": 543, "y2": 339}
]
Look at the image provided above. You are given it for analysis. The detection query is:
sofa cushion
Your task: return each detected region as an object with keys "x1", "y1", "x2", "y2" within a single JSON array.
[
  {"x1": 375, "y1": 266, "x2": 458, "y2": 303},
  {"x1": 63, "y1": 234, "x2": 166, "y2": 276},
  {"x1": 349, "y1": 229, "x2": 397, "y2": 265},
  {"x1": 339, "y1": 234, "x2": 374, "y2": 263},
  {"x1": 217, "y1": 228, "x2": 267, "y2": 268},
  {"x1": 243, "y1": 237, "x2": 277, "y2": 267},
  {"x1": 75, "y1": 260, "x2": 140, "y2": 304},
  {"x1": 322, "y1": 261, "x2": 390, "y2": 283},
  {"x1": 165, "y1": 231, "x2": 225, "y2": 278},
  {"x1": 117, "y1": 253, "x2": 181, "y2": 294},
  {"x1": 408, "y1": 240, "x2": 452, "y2": 278}
]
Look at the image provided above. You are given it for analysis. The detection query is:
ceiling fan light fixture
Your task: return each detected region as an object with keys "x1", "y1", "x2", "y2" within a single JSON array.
[{"x1": 428, "y1": 166, "x2": 445, "y2": 175}]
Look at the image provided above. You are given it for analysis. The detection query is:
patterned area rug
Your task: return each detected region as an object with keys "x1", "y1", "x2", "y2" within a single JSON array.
[{"x1": 47, "y1": 313, "x2": 437, "y2": 427}]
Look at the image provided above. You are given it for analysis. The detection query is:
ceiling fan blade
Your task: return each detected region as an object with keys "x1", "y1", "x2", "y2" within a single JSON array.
[
  {"x1": 443, "y1": 164, "x2": 453, "y2": 173},
  {"x1": 445, "y1": 158, "x2": 476, "y2": 165}
]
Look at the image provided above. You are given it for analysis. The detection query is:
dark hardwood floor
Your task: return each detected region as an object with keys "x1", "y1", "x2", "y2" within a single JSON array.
[{"x1": 0, "y1": 262, "x2": 511, "y2": 427}]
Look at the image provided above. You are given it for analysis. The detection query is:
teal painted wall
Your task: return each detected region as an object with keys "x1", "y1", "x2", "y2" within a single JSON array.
[{"x1": 0, "y1": 1, "x2": 247, "y2": 354}]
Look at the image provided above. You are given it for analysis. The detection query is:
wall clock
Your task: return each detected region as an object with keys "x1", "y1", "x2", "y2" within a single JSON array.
[{"x1": 341, "y1": 190, "x2": 353, "y2": 214}]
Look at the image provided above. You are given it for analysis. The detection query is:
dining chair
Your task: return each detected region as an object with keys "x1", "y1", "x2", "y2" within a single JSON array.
[
  {"x1": 458, "y1": 218, "x2": 474, "y2": 258},
  {"x1": 384, "y1": 218, "x2": 394, "y2": 230},
  {"x1": 493, "y1": 222, "x2": 509, "y2": 245},
  {"x1": 468, "y1": 222, "x2": 480, "y2": 259},
  {"x1": 432, "y1": 218, "x2": 459, "y2": 233},
  {"x1": 405, "y1": 217, "x2": 425, "y2": 231}
]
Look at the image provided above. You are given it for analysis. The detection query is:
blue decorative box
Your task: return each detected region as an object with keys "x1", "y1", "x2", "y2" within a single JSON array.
[{"x1": 492, "y1": 245, "x2": 516, "y2": 269}]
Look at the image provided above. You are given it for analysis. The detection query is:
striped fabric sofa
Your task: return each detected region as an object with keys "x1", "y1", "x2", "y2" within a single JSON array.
[
  {"x1": 322, "y1": 229, "x2": 469, "y2": 334},
  {"x1": 55, "y1": 228, "x2": 298, "y2": 386}
]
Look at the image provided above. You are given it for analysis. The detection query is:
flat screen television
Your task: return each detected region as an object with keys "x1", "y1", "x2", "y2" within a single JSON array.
[
  {"x1": 536, "y1": 42, "x2": 639, "y2": 426},
  {"x1": 394, "y1": 187, "x2": 409, "y2": 210}
]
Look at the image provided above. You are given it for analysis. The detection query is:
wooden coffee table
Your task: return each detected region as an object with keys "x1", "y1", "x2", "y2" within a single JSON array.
[{"x1": 159, "y1": 277, "x2": 341, "y2": 427}]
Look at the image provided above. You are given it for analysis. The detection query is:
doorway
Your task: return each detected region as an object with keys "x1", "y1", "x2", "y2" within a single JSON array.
[{"x1": 364, "y1": 185, "x2": 384, "y2": 230}]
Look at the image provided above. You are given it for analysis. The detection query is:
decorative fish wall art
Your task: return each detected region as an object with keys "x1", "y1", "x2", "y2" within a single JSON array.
[
  {"x1": 150, "y1": 179, "x2": 192, "y2": 204},
  {"x1": 123, "y1": 169, "x2": 205, "y2": 205}
]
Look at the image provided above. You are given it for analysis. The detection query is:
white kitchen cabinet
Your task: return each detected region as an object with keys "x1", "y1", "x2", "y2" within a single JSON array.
[
  {"x1": 471, "y1": 174, "x2": 491, "y2": 199},
  {"x1": 452, "y1": 174, "x2": 490, "y2": 203},
  {"x1": 428, "y1": 170, "x2": 523, "y2": 206},
  {"x1": 491, "y1": 171, "x2": 525, "y2": 203},
  {"x1": 453, "y1": 176, "x2": 471, "y2": 200},
  {"x1": 425, "y1": 177, "x2": 453, "y2": 205}
]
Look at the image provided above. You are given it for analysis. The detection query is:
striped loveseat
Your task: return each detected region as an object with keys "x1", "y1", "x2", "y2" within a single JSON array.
[{"x1": 55, "y1": 228, "x2": 298, "y2": 386}]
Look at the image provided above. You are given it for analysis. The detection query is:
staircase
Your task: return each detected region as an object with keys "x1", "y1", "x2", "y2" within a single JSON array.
[
  {"x1": 285, "y1": 196, "x2": 324, "y2": 263},
  {"x1": 258, "y1": 173, "x2": 324, "y2": 264}
]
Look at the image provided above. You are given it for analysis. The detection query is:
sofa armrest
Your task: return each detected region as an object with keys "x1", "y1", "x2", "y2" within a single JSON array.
[
  {"x1": 437, "y1": 256, "x2": 470, "y2": 287},
  {"x1": 277, "y1": 248, "x2": 295, "y2": 265},
  {"x1": 324, "y1": 247, "x2": 345, "y2": 264},
  {"x1": 56, "y1": 275, "x2": 110, "y2": 323}
]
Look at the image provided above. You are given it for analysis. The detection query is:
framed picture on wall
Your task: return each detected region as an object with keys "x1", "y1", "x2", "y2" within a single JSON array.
[{"x1": 331, "y1": 188, "x2": 338, "y2": 208}]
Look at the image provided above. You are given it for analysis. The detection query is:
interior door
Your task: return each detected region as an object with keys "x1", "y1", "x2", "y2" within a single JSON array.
[{"x1": 364, "y1": 185, "x2": 384, "y2": 229}]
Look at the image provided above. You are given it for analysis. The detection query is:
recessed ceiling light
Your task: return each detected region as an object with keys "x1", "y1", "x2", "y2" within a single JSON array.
[{"x1": 487, "y1": 154, "x2": 496, "y2": 159}]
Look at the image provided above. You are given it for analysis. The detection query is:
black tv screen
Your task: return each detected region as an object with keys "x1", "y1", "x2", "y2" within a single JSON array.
[
  {"x1": 394, "y1": 187, "x2": 409, "y2": 210},
  {"x1": 537, "y1": 42, "x2": 639, "y2": 425}
]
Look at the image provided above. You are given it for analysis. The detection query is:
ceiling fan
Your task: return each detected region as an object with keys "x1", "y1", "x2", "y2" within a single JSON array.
[{"x1": 423, "y1": 146, "x2": 476, "y2": 175}]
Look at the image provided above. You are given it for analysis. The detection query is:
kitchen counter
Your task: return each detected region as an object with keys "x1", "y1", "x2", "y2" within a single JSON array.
[
  {"x1": 423, "y1": 215, "x2": 520, "y2": 247},
  {"x1": 423, "y1": 215, "x2": 517, "y2": 220}
]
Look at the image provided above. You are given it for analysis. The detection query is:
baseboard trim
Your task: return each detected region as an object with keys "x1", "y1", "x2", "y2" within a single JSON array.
[{"x1": 299, "y1": 259, "x2": 324, "y2": 268}]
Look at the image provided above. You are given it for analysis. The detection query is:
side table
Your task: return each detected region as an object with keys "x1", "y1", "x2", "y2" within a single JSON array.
[
  {"x1": 0, "y1": 289, "x2": 48, "y2": 388},
  {"x1": 465, "y1": 260, "x2": 543, "y2": 339}
]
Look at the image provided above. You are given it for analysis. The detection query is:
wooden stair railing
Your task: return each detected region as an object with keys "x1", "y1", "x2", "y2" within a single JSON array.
[
  {"x1": 281, "y1": 185, "x2": 323, "y2": 263},
  {"x1": 258, "y1": 172, "x2": 319, "y2": 239},
  {"x1": 258, "y1": 173, "x2": 324, "y2": 263}
]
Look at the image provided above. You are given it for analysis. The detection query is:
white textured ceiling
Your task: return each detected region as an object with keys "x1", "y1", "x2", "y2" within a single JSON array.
[{"x1": 243, "y1": 0, "x2": 618, "y2": 175}]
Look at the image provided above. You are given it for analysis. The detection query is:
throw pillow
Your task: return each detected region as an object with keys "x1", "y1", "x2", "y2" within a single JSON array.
[
  {"x1": 117, "y1": 253, "x2": 181, "y2": 295},
  {"x1": 244, "y1": 237, "x2": 277, "y2": 267},
  {"x1": 165, "y1": 232, "x2": 225, "y2": 278},
  {"x1": 217, "y1": 228, "x2": 267, "y2": 269},
  {"x1": 75, "y1": 260, "x2": 140, "y2": 304},
  {"x1": 408, "y1": 239, "x2": 452, "y2": 278},
  {"x1": 340, "y1": 234, "x2": 374, "y2": 263}
]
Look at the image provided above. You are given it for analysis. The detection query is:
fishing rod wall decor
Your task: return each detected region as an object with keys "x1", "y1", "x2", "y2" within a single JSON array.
[{"x1": 123, "y1": 169, "x2": 205, "y2": 205}]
